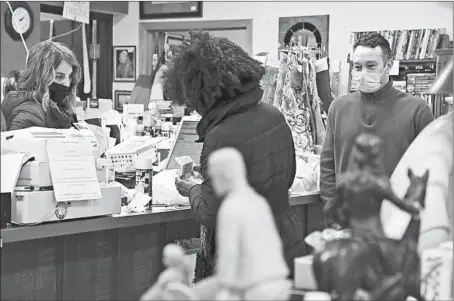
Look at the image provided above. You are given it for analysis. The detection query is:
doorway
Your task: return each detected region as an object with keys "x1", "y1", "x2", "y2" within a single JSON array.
[{"x1": 138, "y1": 19, "x2": 253, "y2": 76}]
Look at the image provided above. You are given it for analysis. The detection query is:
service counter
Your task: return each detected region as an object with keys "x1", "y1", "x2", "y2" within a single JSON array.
[{"x1": 0, "y1": 192, "x2": 324, "y2": 300}]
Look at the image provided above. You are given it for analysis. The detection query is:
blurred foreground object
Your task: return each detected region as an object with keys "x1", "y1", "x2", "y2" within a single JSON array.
[
  {"x1": 427, "y1": 55, "x2": 453, "y2": 94},
  {"x1": 140, "y1": 147, "x2": 292, "y2": 301},
  {"x1": 140, "y1": 244, "x2": 194, "y2": 300},
  {"x1": 313, "y1": 133, "x2": 428, "y2": 301}
]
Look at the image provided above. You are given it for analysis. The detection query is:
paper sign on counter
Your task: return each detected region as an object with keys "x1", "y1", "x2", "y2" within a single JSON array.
[{"x1": 47, "y1": 138, "x2": 102, "y2": 202}]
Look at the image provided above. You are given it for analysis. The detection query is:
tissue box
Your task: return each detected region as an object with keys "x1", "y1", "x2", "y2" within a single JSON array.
[
  {"x1": 420, "y1": 242, "x2": 453, "y2": 301},
  {"x1": 294, "y1": 255, "x2": 317, "y2": 290}
]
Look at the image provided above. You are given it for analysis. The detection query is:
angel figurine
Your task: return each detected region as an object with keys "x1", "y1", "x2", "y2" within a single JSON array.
[
  {"x1": 140, "y1": 244, "x2": 194, "y2": 301},
  {"x1": 207, "y1": 147, "x2": 291, "y2": 301}
]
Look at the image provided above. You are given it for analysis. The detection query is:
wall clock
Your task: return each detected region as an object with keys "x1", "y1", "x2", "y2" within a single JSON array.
[{"x1": 4, "y1": 1, "x2": 34, "y2": 41}]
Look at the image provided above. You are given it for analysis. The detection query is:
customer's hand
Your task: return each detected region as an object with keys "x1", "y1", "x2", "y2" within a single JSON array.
[{"x1": 175, "y1": 174, "x2": 202, "y2": 197}]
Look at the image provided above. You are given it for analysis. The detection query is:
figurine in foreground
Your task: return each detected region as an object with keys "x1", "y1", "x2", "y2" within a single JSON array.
[
  {"x1": 141, "y1": 147, "x2": 291, "y2": 301},
  {"x1": 208, "y1": 147, "x2": 291, "y2": 301},
  {"x1": 315, "y1": 133, "x2": 429, "y2": 301},
  {"x1": 140, "y1": 244, "x2": 195, "y2": 300}
]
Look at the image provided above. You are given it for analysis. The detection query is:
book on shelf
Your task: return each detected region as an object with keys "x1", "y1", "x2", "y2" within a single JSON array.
[
  {"x1": 351, "y1": 28, "x2": 445, "y2": 61},
  {"x1": 406, "y1": 73, "x2": 436, "y2": 94}
]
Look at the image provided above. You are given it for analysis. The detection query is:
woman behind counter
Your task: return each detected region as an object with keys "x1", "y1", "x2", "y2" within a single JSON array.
[
  {"x1": 169, "y1": 31, "x2": 305, "y2": 281},
  {"x1": 1, "y1": 40, "x2": 81, "y2": 131}
]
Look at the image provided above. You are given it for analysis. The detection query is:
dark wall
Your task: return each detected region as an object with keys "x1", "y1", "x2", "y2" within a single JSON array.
[
  {"x1": 1, "y1": 2, "x2": 41, "y2": 76},
  {"x1": 41, "y1": 5, "x2": 114, "y2": 100}
]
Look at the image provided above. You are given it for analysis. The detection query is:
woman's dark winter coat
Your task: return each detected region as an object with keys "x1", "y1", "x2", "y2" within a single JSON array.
[
  {"x1": 188, "y1": 85, "x2": 305, "y2": 281},
  {"x1": 1, "y1": 91, "x2": 77, "y2": 131},
  {"x1": 0, "y1": 110, "x2": 7, "y2": 132}
]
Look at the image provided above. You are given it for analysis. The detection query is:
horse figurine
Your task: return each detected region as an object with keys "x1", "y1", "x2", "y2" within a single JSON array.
[
  {"x1": 313, "y1": 133, "x2": 429, "y2": 301},
  {"x1": 376, "y1": 168, "x2": 428, "y2": 301}
]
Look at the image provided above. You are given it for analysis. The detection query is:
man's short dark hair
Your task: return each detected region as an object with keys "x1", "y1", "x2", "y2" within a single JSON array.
[{"x1": 353, "y1": 32, "x2": 393, "y2": 63}]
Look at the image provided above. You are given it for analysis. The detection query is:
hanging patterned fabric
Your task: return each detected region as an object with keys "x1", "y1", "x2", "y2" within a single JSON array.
[
  {"x1": 272, "y1": 55, "x2": 289, "y2": 109},
  {"x1": 260, "y1": 65, "x2": 279, "y2": 105},
  {"x1": 330, "y1": 60, "x2": 341, "y2": 99},
  {"x1": 307, "y1": 57, "x2": 326, "y2": 146},
  {"x1": 276, "y1": 53, "x2": 314, "y2": 153}
]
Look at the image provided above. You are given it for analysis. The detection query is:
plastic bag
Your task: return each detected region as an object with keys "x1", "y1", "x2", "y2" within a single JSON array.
[
  {"x1": 305, "y1": 228, "x2": 352, "y2": 252},
  {"x1": 290, "y1": 156, "x2": 320, "y2": 194},
  {"x1": 152, "y1": 169, "x2": 190, "y2": 206}
]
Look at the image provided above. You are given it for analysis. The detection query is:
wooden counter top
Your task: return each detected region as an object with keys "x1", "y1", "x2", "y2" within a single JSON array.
[{"x1": 1, "y1": 192, "x2": 320, "y2": 244}]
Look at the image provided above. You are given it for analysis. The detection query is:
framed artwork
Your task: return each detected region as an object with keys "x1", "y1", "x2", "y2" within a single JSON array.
[
  {"x1": 165, "y1": 33, "x2": 190, "y2": 60},
  {"x1": 113, "y1": 46, "x2": 136, "y2": 82},
  {"x1": 114, "y1": 90, "x2": 132, "y2": 112},
  {"x1": 139, "y1": 1, "x2": 203, "y2": 20},
  {"x1": 278, "y1": 15, "x2": 330, "y2": 52}
]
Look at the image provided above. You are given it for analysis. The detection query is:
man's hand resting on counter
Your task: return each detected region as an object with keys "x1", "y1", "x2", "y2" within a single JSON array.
[{"x1": 175, "y1": 173, "x2": 203, "y2": 197}]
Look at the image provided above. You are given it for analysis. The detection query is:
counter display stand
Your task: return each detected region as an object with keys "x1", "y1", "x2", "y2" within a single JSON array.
[{"x1": 0, "y1": 192, "x2": 322, "y2": 300}]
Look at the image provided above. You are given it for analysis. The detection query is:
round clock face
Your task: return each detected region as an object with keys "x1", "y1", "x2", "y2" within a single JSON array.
[{"x1": 11, "y1": 7, "x2": 31, "y2": 35}]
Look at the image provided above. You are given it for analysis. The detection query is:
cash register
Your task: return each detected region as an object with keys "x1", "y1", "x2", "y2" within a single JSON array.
[{"x1": 1, "y1": 127, "x2": 121, "y2": 225}]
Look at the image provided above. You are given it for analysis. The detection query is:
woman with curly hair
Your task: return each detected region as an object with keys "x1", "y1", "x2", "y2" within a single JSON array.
[
  {"x1": 171, "y1": 32, "x2": 305, "y2": 281},
  {"x1": 1, "y1": 40, "x2": 81, "y2": 130}
]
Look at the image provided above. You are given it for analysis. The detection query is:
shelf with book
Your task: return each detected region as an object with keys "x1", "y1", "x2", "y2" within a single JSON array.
[
  {"x1": 347, "y1": 28, "x2": 450, "y2": 116},
  {"x1": 349, "y1": 29, "x2": 447, "y2": 61}
]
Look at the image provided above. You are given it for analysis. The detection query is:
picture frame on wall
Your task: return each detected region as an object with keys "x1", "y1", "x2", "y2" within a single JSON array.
[
  {"x1": 139, "y1": 1, "x2": 203, "y2": 20},
  {"x1": 113, "y1": 46, "x2": 136, "y2": 82},
  {"x1": 114, "y1": 90, "x2": 132, "y2": 112},
  {"x1": 165, "y1": 33, "x2": 190, "y2": 60}
]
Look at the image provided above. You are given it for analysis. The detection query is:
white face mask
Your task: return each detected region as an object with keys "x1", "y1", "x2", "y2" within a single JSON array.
[{"x1": 352, "y1": 67, "x2": 388, "y2": 93}]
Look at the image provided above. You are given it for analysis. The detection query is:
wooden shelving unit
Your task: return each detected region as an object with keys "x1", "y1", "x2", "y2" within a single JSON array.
[{"x1": 433, "y1": 48, "x2": 453, "y2": 117}]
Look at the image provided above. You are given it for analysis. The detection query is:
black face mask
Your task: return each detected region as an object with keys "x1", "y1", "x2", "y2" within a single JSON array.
[{"x1": 49, "y1": 82, "x2": 71, "y2": 104}]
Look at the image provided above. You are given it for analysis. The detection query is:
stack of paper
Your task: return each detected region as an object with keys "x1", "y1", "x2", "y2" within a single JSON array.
[{"x1": 1, "y1": 151, "x2": 33, "y2": 193}]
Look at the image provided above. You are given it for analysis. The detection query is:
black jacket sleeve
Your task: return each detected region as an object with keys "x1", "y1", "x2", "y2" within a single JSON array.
[
  {"x1": 8, "y1": 102, "x2": 46, "y2": 131},
  {"x1": 0, "y1": 110, "x2": 7, "y2": 132},
  {"x1": 288, "y1": 134, "x2": 297, "y2": 190},
  {"x1": 9, "y1": 108, "x2": 46, "y2": 130},
  {"x1": 188, "y1": 138, "x2": 221, "y2": 229}
]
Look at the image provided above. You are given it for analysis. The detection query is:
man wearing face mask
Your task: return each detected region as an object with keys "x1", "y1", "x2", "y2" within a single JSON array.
[{"x1": 320, "y1": 33, "x2": 434, "y2": 226}]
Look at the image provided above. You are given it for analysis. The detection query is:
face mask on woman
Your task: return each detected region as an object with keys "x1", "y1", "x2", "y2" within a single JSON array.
[
  {"x1": 49, "y1": 82, "x2": 71, "y2": 104},
  {"x1": 352, "y1": 65, "x2": 389, "y2": 94}
]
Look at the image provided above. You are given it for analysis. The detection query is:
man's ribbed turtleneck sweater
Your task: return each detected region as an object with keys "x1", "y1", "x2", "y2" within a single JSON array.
[{"x1": 320, "y1": 79, "x2": 434, "y2": 208}]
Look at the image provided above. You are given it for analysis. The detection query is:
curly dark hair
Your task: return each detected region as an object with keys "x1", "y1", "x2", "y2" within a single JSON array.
[
  {"x1": 353, "y1": 32, "x2": 393, "y2": 63},
  {"x1": 163, "y1": 31, "x2": 265, "y2": 113}
]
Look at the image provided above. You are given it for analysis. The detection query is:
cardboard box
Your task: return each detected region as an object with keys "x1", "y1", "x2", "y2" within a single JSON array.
[{"x1": 294, "y1": 255, "x2": 317, "y2": 290}]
